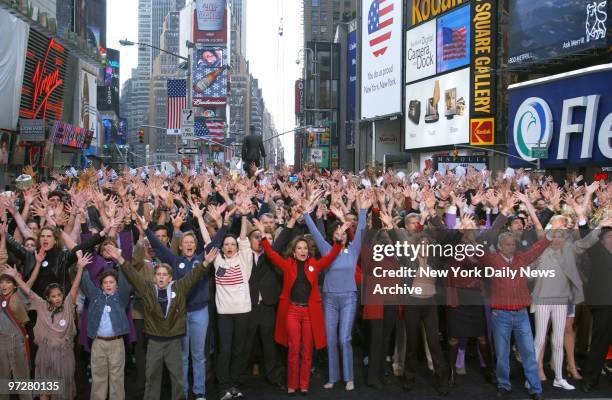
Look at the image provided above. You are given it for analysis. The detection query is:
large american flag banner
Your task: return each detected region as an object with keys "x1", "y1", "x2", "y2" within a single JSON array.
[
  {"x1": 215, "y1": 264, "x2": 244, "y2": 286},
  {"x1": 441, "y1": 26, "x2": 467, "y2": 60},
  {"x1": 167, "y1": 79, "x2": 186, "y2": 132},
  {"x1": 194, "y1": 116, "x2": 224, "y2": 142},
  {"x1": 367, "y1": 0, "x2": 394, "y2": 57}
]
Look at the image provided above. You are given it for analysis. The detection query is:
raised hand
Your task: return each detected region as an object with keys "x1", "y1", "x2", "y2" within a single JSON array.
[
  {"x1": 103, "y1": 245, "x2": 123, "y2": 262},
  {"x1": 251, "y1": 218, "x2": 265, "y2": 233},
  {"x1": 379, "y1": 211, "x2": 394, "y2": 229},
  {"x1": 171, "y1": 209, "x2": 186, "y2": 230},
  {"x1": 35, "y1": 248, "x2": 46, "y2": 265},
  {"x1": 76, "y1": 250, "x2": 94, "y2": 269},
  {"x1": 204, "y1": 247, "x2": 219, "y2": 264},
  {"x1": 334, "y1": 222, "x2": 352, "y2": 241}
]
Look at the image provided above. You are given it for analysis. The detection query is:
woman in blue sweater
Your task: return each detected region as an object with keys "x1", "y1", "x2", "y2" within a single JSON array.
[{"x1": 303, "y1": 190, "x2": 370, "y2": 391}]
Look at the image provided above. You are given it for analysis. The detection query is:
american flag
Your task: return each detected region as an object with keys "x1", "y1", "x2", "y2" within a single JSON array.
[
  {"x1": 194, "y1": 117, "x2": 224, "y2": 142},
  {"x1": 167, "y1": 79, "x2": 187, "y2": 130},
  {"x1": 215, "y1": 264, "x2": 244, "y2": 286},
  {"x1": 367, "y1": 0, "x2": 394, "y2": 57},
  {"x1": 441, "y1": 26, "x2": 467, "y2": 60}
]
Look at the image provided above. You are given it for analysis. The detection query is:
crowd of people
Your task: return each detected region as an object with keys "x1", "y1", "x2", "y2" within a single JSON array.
[{"x1": 0, "y1": 161, "x2": 611, "y2": 400}]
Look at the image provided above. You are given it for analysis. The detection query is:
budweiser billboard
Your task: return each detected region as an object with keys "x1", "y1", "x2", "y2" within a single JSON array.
[{"x1": 193, "y1": 0, "x2": 227, "y2": 45}]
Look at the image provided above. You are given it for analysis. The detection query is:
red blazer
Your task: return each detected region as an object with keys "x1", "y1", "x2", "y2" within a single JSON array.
[{"x1": 261, "y1": 238, "x2": 342, "y2": 350}]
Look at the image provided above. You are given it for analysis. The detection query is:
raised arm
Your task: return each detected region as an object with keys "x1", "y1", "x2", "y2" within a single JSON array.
[
  {"x1": 2, "y1": 265, "x2": 34, "y2": 297},
  {"x1": 176, "y1": 248, "x2": 216, "y2": 294},
  {"x1": 348, "y1": 207, "x2": 368, "y2": 254},
  {"x1": 303, "y1": 212, "x2": 332, "y2": 254},
  {"x1": 70, "y1": 251, "x2": 92, "y2": 303}
]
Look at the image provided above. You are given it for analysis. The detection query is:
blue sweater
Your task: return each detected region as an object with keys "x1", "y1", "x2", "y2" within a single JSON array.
[
  {"x1": 304, "y1": 208, "x2": 366, "y2": 293},
  {"x1": 145, "y1": 225, "x2": 226, "y2": 312}
]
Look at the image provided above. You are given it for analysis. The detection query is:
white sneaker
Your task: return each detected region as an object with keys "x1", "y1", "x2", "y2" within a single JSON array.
[
  {"x1": 525, "y1": 380, "x2": 530, "y2": 390},
  {"x1": 553, "y1": 378, "x2": 575, "y2": 390}
]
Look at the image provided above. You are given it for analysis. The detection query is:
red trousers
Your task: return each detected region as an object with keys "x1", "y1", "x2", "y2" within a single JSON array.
[{"x1": 286, "y1": 304, "x2": 314, "y2": 391}]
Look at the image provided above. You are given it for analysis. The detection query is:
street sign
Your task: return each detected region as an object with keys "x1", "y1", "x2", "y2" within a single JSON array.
[
  {"x1": 531, "y1": 147, "x2": 548, "y2": 159},
  {"x1": 178, "y1": 147, "x2": 199, "y2": 155},
  {"x1": 181, "y1": 109, "x2": 194, "y2": 137}
]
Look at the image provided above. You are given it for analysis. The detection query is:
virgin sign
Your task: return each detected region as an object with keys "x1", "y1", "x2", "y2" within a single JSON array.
[{"x1": 20, "y1": 30, "x2": 67, "y2": 123}]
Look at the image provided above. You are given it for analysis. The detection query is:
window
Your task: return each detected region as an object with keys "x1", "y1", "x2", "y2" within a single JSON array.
[
  {"x1": 312, "y1": 25, "x2": 319, "y2": 35},
  {"x1": 311, "y1": 11, "x2": 318, "y2": 21},
  {"x1": 320, "y1": 25, "x2": 327, "y2": 33},
  {"x1": 311, "y1": 0, "x2": 319, "y2": 6},
  {"x1": 320, "y1": 11, "x2": 327, "y2": 21}
]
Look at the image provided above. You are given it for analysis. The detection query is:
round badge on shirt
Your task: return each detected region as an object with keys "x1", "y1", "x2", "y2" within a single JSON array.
[
  {"x1": 59, "y1": 319, "x2": 66, "y2": 327},
  {"x1": 171, "y1": 292, "x2": 176, "y2": 299},
  {"x1": 521, "y1": 240, "x2": 528, "y2": 247},
  {"x1": 308, "y1": 266, "x2": 314, "y2": 272},
  {"x1": 1, "y1": 300, "x2": 7, "y2": 308},
  {"x1": 104, "y1": 305, "x2": 111, "y2": 313},
  {"x1": 42, "y1": 261, "x2": 49, "y2": 268},
  {"x1": 179, "y1": 262, "x2": 185, "y2": 269},
  {"x1": 343, "y1": 249, "x2": 349, "y2": 254}
]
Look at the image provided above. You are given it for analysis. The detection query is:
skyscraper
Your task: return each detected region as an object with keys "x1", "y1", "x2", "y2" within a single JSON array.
[{"x1": 304, "y1": 0, "x2": 356, "y2": 42}]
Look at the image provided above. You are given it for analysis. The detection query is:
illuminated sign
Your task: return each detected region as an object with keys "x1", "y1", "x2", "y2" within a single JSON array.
[
  {"x1": 408, "y1": 0, "x2": 468, "y2": 27},
  {"x1": 469, "y1": 0, "x2": 497, "y2": 144},
  {"x1": 19, "y1": 30, "x2": 67, "y2": 124}
]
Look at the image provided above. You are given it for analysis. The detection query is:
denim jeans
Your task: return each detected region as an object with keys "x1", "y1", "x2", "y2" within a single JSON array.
[
  {"x1": 181, "y1": 306, "x2": 209, "y2": 396},
  {"x1": 323, "y1": 291, "x2": 357, "y2": 383},
  {"x1": 491, "y1": 308, "x2": 541, "y2": 394}
]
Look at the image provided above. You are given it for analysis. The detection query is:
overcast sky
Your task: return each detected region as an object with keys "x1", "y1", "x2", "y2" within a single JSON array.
[{"x1": 107, "y1": 0, "x2": 300, "y2": 164}]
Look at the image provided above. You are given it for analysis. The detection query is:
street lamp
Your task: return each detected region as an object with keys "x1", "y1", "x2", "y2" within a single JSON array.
[{"x1": 119, "y1": 38, "x2": 190, "y2": 61}]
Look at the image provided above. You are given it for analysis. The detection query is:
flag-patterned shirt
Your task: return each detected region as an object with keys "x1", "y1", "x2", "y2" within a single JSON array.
[{"x1": 213, "y1": 238, "x2": 254, "y2": 314}]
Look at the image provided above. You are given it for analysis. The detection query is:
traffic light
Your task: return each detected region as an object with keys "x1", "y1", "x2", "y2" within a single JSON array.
[{"x1": 138, "y1": 130, "x2": 145, "y2": 144}]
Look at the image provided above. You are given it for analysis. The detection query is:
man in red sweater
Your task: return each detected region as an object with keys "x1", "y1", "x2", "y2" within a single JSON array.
[{"x1": 477, "y1": 230, "x2": 553, "y2": 399}]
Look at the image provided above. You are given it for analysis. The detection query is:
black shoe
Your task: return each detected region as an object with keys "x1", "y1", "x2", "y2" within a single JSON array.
[
  {"x1": 484, "y1": 369, "x2": 497, "y2": 385},
  {"x1": 220, "y1": 391, "x2": 233, "y2": 400},
  {"x1": 367, "y1": 381, "x2": 383, "y2": 390},
  {"x1": 496, "y1": 388, "x2": 510, "y2": 398},
  {"x1": 402, "y1": 380, "x2": 415, "y2": 391},
  {"x1": 437, "y1": 385, "x2": 450, "y2": 396},
  {"x1": 299, "y1": 390, "x2": 308, "y2": 396},
  {"x1": 231, "y1": 387, "x2": 244, "y2": 398},
  {"x1": 530, "y1": 393, "x2": 544, "y2": 400},
  {"x1": 581, "y1": 381, "x2": 595, "y2": 393},
  {"x1": 287, "y1": 391, "x2": 296, "y2": 397}
]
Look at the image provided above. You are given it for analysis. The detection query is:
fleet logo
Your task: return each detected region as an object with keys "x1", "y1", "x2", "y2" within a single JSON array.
[
  {"x1": 367, "y1": 0, "x2": 395, "y2": 57},
  {"x1": 513, "y1": 97, "x2": 553, "y2": 161},
  {"x1": 585, "y1": 1, "x2": 607, "y2": 42},
  {"x1": 470, "y1": 118, "x2": 494, "y2": 145}
]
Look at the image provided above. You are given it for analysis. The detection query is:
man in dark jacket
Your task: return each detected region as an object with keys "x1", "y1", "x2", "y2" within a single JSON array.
[
  {"x1": 243, "y1": 227, "x2": 284, "y2": 389},
  {"x1": 241, "y1": 125, "x2": 266, "y2": 175}
]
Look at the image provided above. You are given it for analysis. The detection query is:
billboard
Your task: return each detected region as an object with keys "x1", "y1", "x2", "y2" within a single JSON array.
[
  {"x1": 192, "y1": 46, "x2": 228, "y2": 106},
  {"x1": 508, "y1": 0, "x2": 609, "y2": 65},
  {"x1": 97, "y1": 85, "x2": 119, "y2": 115},
  {"x1": 405, "y1": 19, "x2": 436, "y2": 83},
  {"x1": 508, "y1": 65, "x2": 612, "y2": 168},
  {"x1": 436, "y1": 5, "x2": 470, "y2": 73},
  {"x1": 295, "y1": 79, "x2": 304, "y2": 123},
  {"x1": 19, "y1": 30, "x2": 68, "y2": 125},
  {"x1": 49, "y1": 120, "x2": 94, "y2": 149},
  {"x1": 360, "y1": 0, "x2": 403, "y2": 119},
  {"x1": 78, "y1": 70, "x2": 98, "y2": 136},
  {"x1": 407, "y1": 0, "x2": 469, "y2": 27},
  {"x1": 0, "y1": 8, "x2": 28, "y2": 131},
  {"x1": 470, "y1": 0, "x2": 497, "y2": 145},
  {"x1": 347, "y1": 29, "x2": 357, "y2": 147},
  {"x1": 193, "y1": 0, "x2": 227, "y2": 44},
  {"x1": 405, "y1": 67, "x2": 470, "y2": 149}
]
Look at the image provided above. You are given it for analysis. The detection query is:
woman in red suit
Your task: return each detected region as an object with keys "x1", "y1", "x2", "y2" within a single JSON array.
[{"x1": 253, "y1": 218, "x2": 349, "y2": 395}]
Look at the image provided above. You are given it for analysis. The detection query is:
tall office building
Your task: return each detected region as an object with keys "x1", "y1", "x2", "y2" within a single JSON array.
[
  {"x1": 304, "y1": 0, "x2": 356, "y2": 42},
  {"x1": 230, "y1": 0, "x2": 247, "y2": 56}
]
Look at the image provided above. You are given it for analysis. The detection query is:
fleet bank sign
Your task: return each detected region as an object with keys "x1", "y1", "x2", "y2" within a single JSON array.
[{"x1": 508, "y1": 66, "x2": 612, "y2": 167}]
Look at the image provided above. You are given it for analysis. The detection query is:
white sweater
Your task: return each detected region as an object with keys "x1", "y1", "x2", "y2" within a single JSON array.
[{"x1": 213, "y1": 238, "x2": 253, "y2": 314}]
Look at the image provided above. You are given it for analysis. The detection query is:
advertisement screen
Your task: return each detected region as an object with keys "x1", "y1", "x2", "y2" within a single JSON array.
[
  {"x1": 193, "y1": 0, "x2": 227, "y2": 44},
  {"x1": 508, "y1": 65, "x2": 612, "y2": 168},
  {"x1": 360, "y1": 0, "x2": 403, "y2": 119},
  {"x1": 436, "y1": 5, "x2": 470, "y2": 73},
  {"x1": 405, "y1": 68, "x2": 470, "y2": 149},
  {"x1": 192, "y1": 46, "x2": 228, "y2": 107},
  {"x1": 508, "y1": 0, "x2": 609, "y2": 65},
  {"x1": 405, "y1": 19, "x2": 436, "y2": 83}
]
